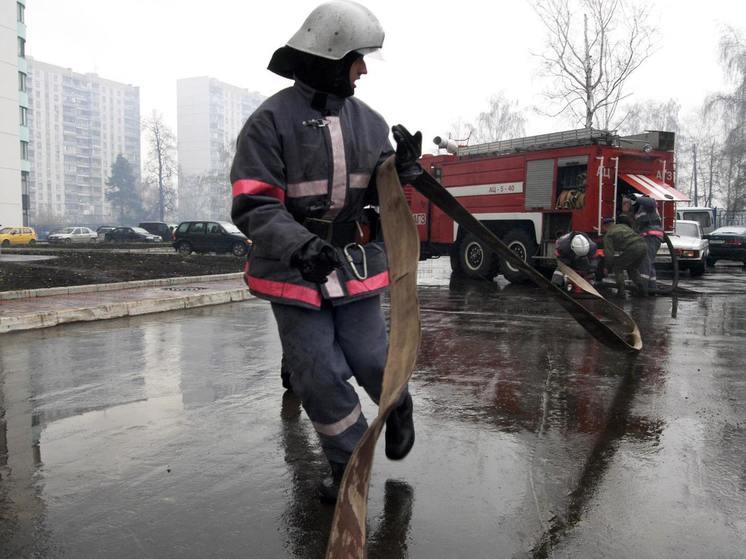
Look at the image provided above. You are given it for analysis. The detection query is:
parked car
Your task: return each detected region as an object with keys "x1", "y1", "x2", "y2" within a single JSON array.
[
  {"x1": 0, "y1": 226, "x2": 37, "y2": 247},
  {"x1": 48, "y1": 226, "x2": 98, "y2": 244},
  {"x1": 139, "y1": 221, "x2": 173, "y2": 241},
  {"x1": 705, "y1": 226, "x2": 746, "y2": 266},
  {"x1": 656, "y1": 220, "x2": 709, "y2": 276},
  {"x1": 173, "y1": 221, "x2": 251, "y2": 256},
  {"x1": 104, "y1": 226, "x2": 162, "y2": 243},
  {"x1": 96, "y1": 225, "x2": 117, "y2": 242}
]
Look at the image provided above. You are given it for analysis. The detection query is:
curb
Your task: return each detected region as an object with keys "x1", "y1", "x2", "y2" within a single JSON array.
[
  {"x1": 0, "y1": 286, "x2": 253, "y2": 334},
  {"x1": 1, "y1": 273, "x2": 244, "y2": 301}
]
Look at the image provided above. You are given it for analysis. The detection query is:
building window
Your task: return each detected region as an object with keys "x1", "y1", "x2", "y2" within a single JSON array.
[
  {"x1": 18, "y1": 71, "x2": 27, "y2": 92},
  {"x1": 18, "y1": 37, "x2": 25, "y2": 58},
  {"x1": 17, "y1": 2, "x2": 24, "y2": 23},
  {"x1": 21, "y1": 140, "x2": 29, "y2": 160},
  {"x1": 20, "y1": 106, "x2": 28, "y2": 126}
]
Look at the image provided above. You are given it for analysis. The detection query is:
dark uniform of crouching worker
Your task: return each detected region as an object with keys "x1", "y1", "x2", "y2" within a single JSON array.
[
  {"x1": 602, "y1": 215, "x2": 648, "y2": 297},
  {"x1": 551, "y1": 231, "x2": 599, "y2": 291},
  {"x1": 634, "y1": 195, "x2": 664, "y2": 293},
  {"x1": 230, "y1": 1, "x2": 415, "y2": 503}
]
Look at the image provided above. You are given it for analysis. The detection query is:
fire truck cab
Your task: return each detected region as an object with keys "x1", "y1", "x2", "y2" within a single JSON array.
[{"x1": 407, "y1": 128, "x2": 689, "y2": 282}]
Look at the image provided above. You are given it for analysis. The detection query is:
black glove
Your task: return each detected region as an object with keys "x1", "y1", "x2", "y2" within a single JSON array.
[
  {"x1": 291, "y1": 237, "x2": 342, "y2": 283},
  {"x1": 392, "y1": 124, "x2": 423, "y2": 183}
]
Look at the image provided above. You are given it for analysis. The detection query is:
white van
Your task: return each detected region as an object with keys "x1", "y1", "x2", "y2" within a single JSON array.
[{"x1": 676, "y1": 207, "x2": 716, "y2": 235}]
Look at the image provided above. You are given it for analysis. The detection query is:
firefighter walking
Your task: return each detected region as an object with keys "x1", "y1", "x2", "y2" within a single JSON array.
[{"x1": 230, "y1": 0, "x2": 416, "y2": 503}]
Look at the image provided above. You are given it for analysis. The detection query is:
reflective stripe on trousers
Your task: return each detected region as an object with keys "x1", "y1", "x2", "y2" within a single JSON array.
[
  {"x1": 271, "y1": 295, "x2": 389, "y2": 464},
  {"x1": 640, "y1": 236, "x2": 662, "y2": 289}
]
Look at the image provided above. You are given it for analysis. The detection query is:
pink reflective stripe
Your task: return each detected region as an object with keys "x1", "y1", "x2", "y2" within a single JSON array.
[
  {"x1": 643, "y1": 230, "x2": 664, "y2": 238},
  {"x1": 325, "y1": 270, "x2": 345, "y2": 298},
  {"x1": 325, "y1": 116, "x2": 347, "y2": 217},
  {"x1": 345, "y1": 271, "x2": 390, "y2": 296},
  {"x1": 287, "y1": 179, "x2": 328, "y2": 198},
  {"x1": 313, "y1": 402, "x2": 362, "y2": 437},
  {"x1": 349, "y1": 173, "x2": 371, "y2": 189},
  {"x1": 246, "y1": 274, "x2": 322, "y2": 307},
  {"x1": 232, "y1": 179, "x2": 285, "y2": 202}
]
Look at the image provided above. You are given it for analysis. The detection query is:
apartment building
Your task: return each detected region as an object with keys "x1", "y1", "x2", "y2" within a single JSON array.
[
  {"x1": 0, "y1": 0, "x2": 27, "y2": 226},
  {"x1": 26, "y1": 58, "x2": 140, "y2": 224},
  {"x1": 177, "y1": 76, "x2": 264, "y2": 177}
]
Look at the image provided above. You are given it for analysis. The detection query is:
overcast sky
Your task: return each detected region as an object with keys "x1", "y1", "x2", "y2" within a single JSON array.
[{"x1": 25, "y1": 0, "x2": 746, "y2": 153}]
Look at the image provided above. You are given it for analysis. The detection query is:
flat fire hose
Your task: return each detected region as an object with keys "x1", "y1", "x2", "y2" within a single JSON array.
[
  {"x1": 325, "y1": 158, "x2": 642, "y2": 558},
  {"x1": 409, "y1": 170, "x2": 642, "y2": 352},
  {"x1": 325, "y1": 156, "x2": 421, "y2": 558}
]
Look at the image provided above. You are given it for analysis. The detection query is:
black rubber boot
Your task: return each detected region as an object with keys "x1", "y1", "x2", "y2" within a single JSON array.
[
  {"x1": 385, "y1": 393, "x2": 415, "y2": 460},
  {"x1": 318, "y1": 461, "x2": 347, "y2": 503},
  {"x1": 280, "y1": 356, "x2": 293, "y2": 392}
]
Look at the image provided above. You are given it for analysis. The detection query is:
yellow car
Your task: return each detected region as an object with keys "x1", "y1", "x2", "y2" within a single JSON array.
[{"x1": 0, "y1": 226, "x2": 37, "y2": 247}]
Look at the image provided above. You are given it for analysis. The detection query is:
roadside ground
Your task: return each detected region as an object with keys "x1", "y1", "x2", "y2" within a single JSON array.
[{"x1": 0, "y1": 249, "x2": 244, "y2": 291}]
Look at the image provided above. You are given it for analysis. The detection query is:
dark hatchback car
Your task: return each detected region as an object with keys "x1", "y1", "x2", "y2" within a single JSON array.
[
  {"x1": 173, "y1": 221, "x2": 251, "y2": 256},
  {"x1": 139, "y1": 221, "x2": 173, "y2": 241},
  {"x1": 104, "y1": 226, "x2": 162, "y2": 243},
  {"x1": 705, "y1": 226, "x2": 746, "y2": 266}
]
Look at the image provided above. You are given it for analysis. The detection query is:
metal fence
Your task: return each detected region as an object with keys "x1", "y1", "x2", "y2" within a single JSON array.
[{"x1": 718, "y1": 210, "x2": 746, "y2": 227}]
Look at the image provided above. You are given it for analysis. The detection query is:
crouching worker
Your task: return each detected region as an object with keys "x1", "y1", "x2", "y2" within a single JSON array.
[
  {"x1": 551, "y1": 231, "x2": 600, "y2": 292},
  {"x1": 602, "y1": 215, "x2": 648, "y2": 297},
  {"x1": 230, "y1": 1, "x2": 415, "y2": 503}
]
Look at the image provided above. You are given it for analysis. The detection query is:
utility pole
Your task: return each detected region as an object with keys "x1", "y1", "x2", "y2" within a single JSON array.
[{"x1": 692, "y1": 143, "x2": 698, "y2": 206}]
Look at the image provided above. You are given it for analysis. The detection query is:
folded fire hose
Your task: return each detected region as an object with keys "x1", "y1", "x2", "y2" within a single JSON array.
[{"x1": 325, "y1": 156, "x2": 642, "y2": 558}]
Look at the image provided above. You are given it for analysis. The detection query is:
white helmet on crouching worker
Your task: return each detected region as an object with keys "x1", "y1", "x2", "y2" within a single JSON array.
[{"x1": 570, "y1": 234, "x2": 590, "y2": 257}]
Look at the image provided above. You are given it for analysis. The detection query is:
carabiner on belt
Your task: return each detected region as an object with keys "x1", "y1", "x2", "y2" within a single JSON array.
[{"x1": 343, "y1": 243, "x2": 368, "y2": 280}]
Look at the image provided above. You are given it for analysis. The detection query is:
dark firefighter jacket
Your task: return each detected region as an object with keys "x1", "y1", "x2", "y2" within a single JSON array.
[
  {"x1": 230, "y1": 80, "x2": 394, "y2": 309},
  {"x1": 555, "y1": 231, "x2": 599, "y2": 270},
  {"x1": 603, "y1": 223, "x2": 647, "y2": 270},
  {"x1": 635, "y1": 197, "x2": 664, "y2": 238}
]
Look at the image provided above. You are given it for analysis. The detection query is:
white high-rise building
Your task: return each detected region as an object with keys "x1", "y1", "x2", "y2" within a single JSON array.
[
  {"x1": 26, "y1": 58, "x2": 140, "y2": 224},
  {"x1": 177, "y1": 77, "x2": 264, "y2": 177},
  {"x1": 0, "y1": 0, "x2": 27, "y2": 226},
  {"x1": 176, "y1": 77, "x2": 264, "y2": 220}
]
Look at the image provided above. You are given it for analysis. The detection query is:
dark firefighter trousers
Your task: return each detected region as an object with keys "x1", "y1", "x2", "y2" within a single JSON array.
[
  {"x1": 639, "y1": 235, "x2": 662, "y2": 290},
  {"x1": 611, "y1": 242, "x2": 647, "y2": 293},
  {"x1": 272, "y1": 295, "x2": 405, "y2": 464}
]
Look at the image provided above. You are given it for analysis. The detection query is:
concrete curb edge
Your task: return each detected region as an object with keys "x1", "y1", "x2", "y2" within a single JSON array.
[
  {"x1": 0, "y1": 273, "x2": 245, "y2": 301},
  {"x1": 0, "y1": 287, "x2": 253, "y2": 334}
]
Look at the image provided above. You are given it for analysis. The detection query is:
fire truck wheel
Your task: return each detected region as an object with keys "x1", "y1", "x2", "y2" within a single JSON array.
[
  {"x1": 499, "y1": 229, "x2": 537, "y2": 284},
  {"x1": 458, "y1": 233, "x2": 499, "y2": 280}
]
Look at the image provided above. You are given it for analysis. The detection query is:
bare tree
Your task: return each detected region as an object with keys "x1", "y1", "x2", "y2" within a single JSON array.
[
  {"x1": 448, "y1": 93, "x2": 527, "y2": 145},
  {"x1": 615, "y1": 98, "x2": 680, "y2": 136},
  {"x1": 678, "y1": 104, "x2": 725, "y2": 207},
  {"x1": 707, "y1": 27, "x2": 746, "y2": 214},
  {"x1": 176, "y1": 141, "x2": 234, "y2": 221},
  {"x1": 143, "y1": 111, "x2": 177, "y2": 221},
  {"x1": 176, "y1": 171, "x2": 208, "y2": 221},
  {"x1": 533, "y1": 0, "x2": 654, "y2": 129},
  {"x1": 472, "y1": 93, "x2": 527, "y2": 143},
  {"x1": 445, "y1": 117, "x2": 476, "y2": 147}
]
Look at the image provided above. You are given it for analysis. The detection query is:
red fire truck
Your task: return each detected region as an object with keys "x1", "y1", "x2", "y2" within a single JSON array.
[{"x1": 406, "y1": 128, "x2": 689, "y2": 282}]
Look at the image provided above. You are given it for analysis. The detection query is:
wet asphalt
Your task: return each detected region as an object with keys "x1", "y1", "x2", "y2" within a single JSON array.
[{"x1": 1, "y1": 261, "x2": 745, "y2": 558}]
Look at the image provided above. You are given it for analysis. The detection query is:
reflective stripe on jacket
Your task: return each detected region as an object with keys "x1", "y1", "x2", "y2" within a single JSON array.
[{"x1": 230, "y1": 81, "x2": 394, "y2": 309}]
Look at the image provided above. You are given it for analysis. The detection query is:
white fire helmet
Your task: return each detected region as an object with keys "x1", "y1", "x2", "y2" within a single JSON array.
[
  {"x1": 570, "y1": 234, "x2": 590, "y2": 257},
  {"x1": 285, "y1": 1, "x2": 384, "y2": 61}
]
